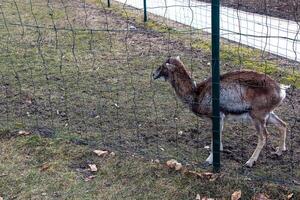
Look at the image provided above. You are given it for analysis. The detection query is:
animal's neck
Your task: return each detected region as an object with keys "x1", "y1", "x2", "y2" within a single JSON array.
[{"x1": 169, "y1": 65, "x2": 195, "y2": 104}]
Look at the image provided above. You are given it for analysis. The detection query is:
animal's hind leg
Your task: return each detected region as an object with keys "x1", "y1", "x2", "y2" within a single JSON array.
[
  {"x1": 267, "y1": 112, "x2": 287, "y2": 156},
  {"x1": 245, "y1": 119, "x2": 267, "y2": 167}
]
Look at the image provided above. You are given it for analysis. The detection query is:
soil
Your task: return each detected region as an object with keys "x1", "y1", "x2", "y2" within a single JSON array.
[{"x1": 199, "y1": 0, "x2": 300, "y2": 21}]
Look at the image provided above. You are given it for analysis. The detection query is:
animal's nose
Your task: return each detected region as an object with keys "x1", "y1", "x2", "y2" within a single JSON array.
[{"x1": 152, "y1": 72, "x2": 158, "y2": 80}]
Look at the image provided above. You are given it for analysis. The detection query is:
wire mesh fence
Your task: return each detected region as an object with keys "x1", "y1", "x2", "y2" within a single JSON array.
[{"x1": 0, "y1": 0, "x2": 299, "y2": 196}]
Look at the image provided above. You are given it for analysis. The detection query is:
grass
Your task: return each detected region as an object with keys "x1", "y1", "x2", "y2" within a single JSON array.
[
  {"x1": 0, "y1": 131, "x2": 297, "y2": 199},
  {"x1": 0, "y1": 0, "x2": 299, "y2": 199}
]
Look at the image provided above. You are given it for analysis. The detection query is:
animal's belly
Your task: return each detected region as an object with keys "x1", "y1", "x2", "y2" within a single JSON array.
[
  {"x1": 220, "y1": 87, "x2": 251, "y2": 115},
  {"x1": 225, "y1": 113, "x2": 252, "y2": 123}
]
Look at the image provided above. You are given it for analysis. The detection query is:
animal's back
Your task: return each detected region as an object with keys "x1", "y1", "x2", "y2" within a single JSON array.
[
  {"x1": 195, "y1": 70, "x2": 286, "y2": 116},
  {"x1": 220, "y1": 71, "x2": 284, "y2": 114}
]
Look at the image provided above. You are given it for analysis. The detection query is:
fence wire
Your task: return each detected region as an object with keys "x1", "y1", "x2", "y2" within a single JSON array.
[{"x1": 0, "y1": 0, "x2": 299, "y2": 198}]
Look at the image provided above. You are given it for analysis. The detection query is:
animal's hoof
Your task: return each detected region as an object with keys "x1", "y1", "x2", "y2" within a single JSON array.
[
  {"x1": 245, "y1": 160, "x2": 255, "y2": 168},
  {"x1": 271, "y1": 151, "x2": 282, "y2": 156},
  {"x1": 271, "y1": 147, "x2": 286, "y2": 156},
  {"x1": 202, "y1": 162, "x2": 211, "y2": 168},
  {"x1": 282, "y1": 146, "x2": 287, "y2": 152},
  {"x1": 220, "y1": 144, "x2": 224, "y2": 151},
  {"x1": 205, "y1": 159, "x2": 213, "y2": 165}
]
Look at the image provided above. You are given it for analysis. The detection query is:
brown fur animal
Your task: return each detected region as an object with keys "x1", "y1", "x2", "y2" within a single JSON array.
[{"x1": 153, "y1": 56, "x2": 289, "y2": 167}]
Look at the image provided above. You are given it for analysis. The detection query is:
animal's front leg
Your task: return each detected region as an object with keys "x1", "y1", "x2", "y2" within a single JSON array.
[
  {"x1": 220, "y1": 113, "x2": 225, "y2": 151},
  {"x1": 205, "y1": 152, "x2": 213, "y2": 164},
  {"x1": 205, "y1": 113, "x2": 225, "y2": 164},
  {"x1": 268, "y1": 112, "x2": 287, "y2": 156}
]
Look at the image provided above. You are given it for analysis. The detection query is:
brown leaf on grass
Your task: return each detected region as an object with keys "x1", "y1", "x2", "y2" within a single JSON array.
[
  {"x1": 252, "y1": 193, "x2": 270, "y2": 200},
  {"x1": 84, "y1": 175, "x2": 96, "y2": 182},
  {"x1": 93, "y1": 150, "x2": 109, "y2": 157},
  {"x1": 231, "y1": 190, "x2": 242, "y2": 200},
  {"x1": 185, "y1": 170, "x2": 214, "y2": 179},
  {"x1": 23, "y1": 97, "x2": 33, "y2": 105},
  {"x1": 0, "y1": 197, "x2": 3, "y2": 200},
  {"x1": 166, "y1": 159, "x2": 182, "y2": 171},
  {"x1": 40, "y1": 163, "x2": 50, "y2": 172},
  {"x1": 166, "y1": 159, "x2": 177, "y2": 168},
  {"x1": 18, "y1": 130, "x2": 31, "y2": 136},
  {"x1": 287, "y1": 193, "x2": 294, "y2": 199},
  {"x1": 88, "y1": 164, "x2": 97, "y2": 172},
  {"x1": 174, "y1": 162, "x2": 183, "y2": 171}
]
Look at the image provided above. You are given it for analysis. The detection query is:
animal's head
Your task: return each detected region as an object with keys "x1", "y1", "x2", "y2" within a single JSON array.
[{"x1": 152, "y1": 56, "x2": 181, "y2": 81}]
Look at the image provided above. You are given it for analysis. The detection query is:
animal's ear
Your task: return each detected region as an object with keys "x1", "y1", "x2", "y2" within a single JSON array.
[{"x1": 176, "y1": 56, "x2": 180, "y2": 61}]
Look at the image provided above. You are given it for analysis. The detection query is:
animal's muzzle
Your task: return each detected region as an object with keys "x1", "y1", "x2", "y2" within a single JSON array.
[{"x1": 152, "y1": 70, "x2": 160, "y2": 80}]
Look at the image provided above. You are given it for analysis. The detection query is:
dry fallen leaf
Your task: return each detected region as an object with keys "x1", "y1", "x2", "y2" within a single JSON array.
[
  {"x1": 40, "y1": 163, "x2": 50, "y2": 172},
  {"x1": 0, "y1": 197, "x2": 3, "y2": 200},
  {"x1": 287, "y1": 193, "x2": 294, "y2": 200},
  {"x1": 186, "y1": 171, "x2": 213, "y2": 179},
  {"x1": 175, "y1": 162, "x2": 183, "y2": 171},
  {"x1": 252, "y1": 193, "x2": 270, "y2": 200},
  {"x1": 18, "y1": 130, "x2": 31, "y2": 136},
  {"x1": 231, "y1": 190, "x2": 242, "y2": 200},
  {"x1": 84, "y1": 175, "x2": 96, "y2": 182},
  {"x1": 166, "y1": 159, "x2": 182, "y2": 171},
  {"x1": 202, "y1": 172, "x2": 214, "y2": 178},
  {"x1": 166, "y1": 159, "x2": 177, "y2": 168},
  {"x1": 93, "y1": 150, "x2": 109, "y2": 157},
  {"x1": 88, "y1": 164, "x2": 98, "y2": 172}
]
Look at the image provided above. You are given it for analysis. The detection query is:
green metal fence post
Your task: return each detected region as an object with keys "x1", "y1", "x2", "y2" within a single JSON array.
[
  {"x1": 107, "y1": 0, "x2": 110, "y2": 8},
  {"x1": 143, "y1": 0, "x2": 147, "y2": 22},
  {"x1": 211, "y1": 0, "x2": 221, "y2": 173}
]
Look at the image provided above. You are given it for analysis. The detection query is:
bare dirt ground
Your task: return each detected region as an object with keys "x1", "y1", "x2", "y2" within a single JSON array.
[
  {"x1": 0, "y1": 0, "x2": 299, "y2": 199},
  {"x1": 199, "y1": 0, "x2": 300, "y2": 21}
]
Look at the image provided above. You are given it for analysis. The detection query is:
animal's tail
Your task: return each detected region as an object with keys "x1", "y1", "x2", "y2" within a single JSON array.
[{"x1": 279, "y1": 84, "x2": 290, "y2": 100}]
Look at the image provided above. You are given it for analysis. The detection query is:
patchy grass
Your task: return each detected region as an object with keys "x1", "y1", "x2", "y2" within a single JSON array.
[
  {"x1": 0, "y1": 0, "x2": 299, "y2": 199},
  {"x1": 0, "y1": 131, "x2": 298, "y2": 199}
]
